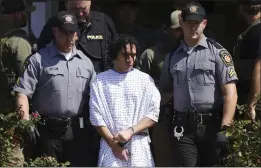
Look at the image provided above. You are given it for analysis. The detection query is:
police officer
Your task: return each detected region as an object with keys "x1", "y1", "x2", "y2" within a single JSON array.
[
  {"x1": 37, "y1": 0, "x2": 118, "y2": 73},
  {"x1": 234, "y1": 0, "x2": 261, "y2": 120},
  {"x1": 159, "y1": 2, "x2": 238, "y2": 166},
  {"x1": 0, "y1": 1, "x2": 34, "y2": 165},
  {"x1": 38, "y1": 1, "x2": 116, "y2": 165},
  {"x1": 14, "y1": 11, "x2": 96, "y2": 166},
  {"x1": 0, "y1": 0, "x2": 34, "y2": 110}
]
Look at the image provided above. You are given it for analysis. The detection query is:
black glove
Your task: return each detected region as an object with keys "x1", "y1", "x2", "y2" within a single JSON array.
[
  {"x1": 216, "y1": 125, "x2": 230, "y2": 148},
  {"x1": 26, "y1": 126, "x2": 40, "y2": 145}
]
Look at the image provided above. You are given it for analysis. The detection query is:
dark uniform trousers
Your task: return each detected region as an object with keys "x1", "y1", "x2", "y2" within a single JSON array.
[
  {"x1": 171, "y1": 109, "x2": 227, "y2": 167},
  {"x1": 35, "y1": 116, "x2": 97, "y2": 167}
]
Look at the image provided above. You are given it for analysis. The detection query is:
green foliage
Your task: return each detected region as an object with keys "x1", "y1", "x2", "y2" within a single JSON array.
[
  {"x1": 0, "y1": 108, "x2": 34, "y2": 166},
  {"x1": 222, "y1": 119, "x2": 261, "y2": 167},
  {"x1": 221, "y1": 95, "x2": 261, "y2": 167},
  {"x1": 24, "y1": 156, "x2": 70, "y2": 167},
  {"x1": 0, "y1": 108, "x2": 70, "y2": 167}
]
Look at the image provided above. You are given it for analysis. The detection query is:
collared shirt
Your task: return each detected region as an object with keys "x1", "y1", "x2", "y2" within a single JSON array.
[
  {"x1": 159, "y1": 35, "x2": 238, "y2": 112},
  {"x1": 13, "y1": 44, "x2": 96, "y2": 117}
]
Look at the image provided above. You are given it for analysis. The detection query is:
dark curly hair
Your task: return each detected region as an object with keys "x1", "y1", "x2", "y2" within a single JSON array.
[{"x1": 108, "y1": 33, "x2": 139, "y2": 61}]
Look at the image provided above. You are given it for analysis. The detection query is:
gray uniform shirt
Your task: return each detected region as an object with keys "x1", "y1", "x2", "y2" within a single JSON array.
[
  {"x1": 14, "y1": 44, "x2": 96, "y2": 117},
  {"x1": 159, "y1": 35, "x2": 238, "y2": 112}
]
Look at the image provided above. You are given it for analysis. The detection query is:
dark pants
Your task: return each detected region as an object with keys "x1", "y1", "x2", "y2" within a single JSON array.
[
  {"x1": 34, "y1": 118, "x2": 98, "y2": 166},
  {"x1": 172, "y1": 112, "x2": 224, "y2": 167}
]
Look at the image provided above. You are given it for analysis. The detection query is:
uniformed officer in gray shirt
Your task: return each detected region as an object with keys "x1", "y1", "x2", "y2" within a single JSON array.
[
  {"x1": 13, "y1": 11, "x2": 96, "y2": 166},
  {"x1": 159, "y1": 2, "x2": 238, "y2": 167}
]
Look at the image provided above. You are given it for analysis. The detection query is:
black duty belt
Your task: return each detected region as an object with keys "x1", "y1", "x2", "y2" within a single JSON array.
[
  {"x1": 173, "y1": 109, "x2": 221, "y2": 125},
  {"x1": 40, "y1": 116, "x2": 80, "y2": 128},
  {"x1": 171, "y1": 109, "x2": 222, "y2": 140}
]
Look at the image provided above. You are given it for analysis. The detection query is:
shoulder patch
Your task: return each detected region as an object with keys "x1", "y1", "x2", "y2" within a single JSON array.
[
  {"x1": 228, "y1": 68, "x2": 237, "y2": 78},
  {"x1": 219, "y1": 49, "x2": 233, "y2": 67}
]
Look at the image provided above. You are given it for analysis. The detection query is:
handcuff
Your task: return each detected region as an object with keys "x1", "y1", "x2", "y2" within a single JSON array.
[
  {"x1": 174, "y1": 126, "x2": 184, "y2": 141},
  {"x1": 117, "y1": 127, "x2": 135, "y2": 148}
]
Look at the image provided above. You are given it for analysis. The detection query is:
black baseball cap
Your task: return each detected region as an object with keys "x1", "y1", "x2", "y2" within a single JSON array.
[
  {"x1": 55, "y1": 11, "x2": 78, "y2": 32},
  {"x1": 181, "y1": 2, "x2": 206, "y2": 22},
  {"x1": 0, "y1": 0, "x2": 35, "y2": 14}
]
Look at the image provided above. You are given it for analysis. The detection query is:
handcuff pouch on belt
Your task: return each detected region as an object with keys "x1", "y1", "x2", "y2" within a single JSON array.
[
  {"x1": 171, "y1": 109, "x2": 222, "y2": 140},
  {"x1": 41, "y1": 116, "x2": 74, "y2": 132},
  {"x1": 171, "y1": 110, "x2": 198, "y2": 141}
]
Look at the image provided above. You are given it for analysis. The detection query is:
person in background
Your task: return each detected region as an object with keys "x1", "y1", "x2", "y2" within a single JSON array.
[
  {"x1": 234, "y1": 0, "x2": 261, "y2": 120},
  {"x1": 0, "y1": 0, "x2": 34, "y2": 166}
]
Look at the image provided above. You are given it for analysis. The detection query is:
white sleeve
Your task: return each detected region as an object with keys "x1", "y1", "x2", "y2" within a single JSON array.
[
  {"x1": 144, "y1": 77, "x2": 161, "y2": 122},
  {"x1": 89, "y1": 79, "x2": 107, "y2": 127}
]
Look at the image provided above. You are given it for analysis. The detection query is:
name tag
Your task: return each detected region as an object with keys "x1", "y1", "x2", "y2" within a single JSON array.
[{"x1": 87, "y1": 35, "x2": 103, "y2": 40}]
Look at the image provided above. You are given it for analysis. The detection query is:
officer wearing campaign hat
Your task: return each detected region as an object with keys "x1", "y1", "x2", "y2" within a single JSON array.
[
  {"x1": 234, "y1": 0, "x2": 261, "y2": 120},
  {"x1": 14, "y1": 11, "x2": 96, "y2": 166},
  {"x1": 159, "y1": 1, "x2": 238, "y2": 166}
]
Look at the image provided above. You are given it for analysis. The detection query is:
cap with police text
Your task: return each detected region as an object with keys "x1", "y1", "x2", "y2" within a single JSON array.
[
  {"x1": 0, "y1": 0, "x2": 35, "y2": 14},
  {"x1": 181, "y1": 2, "x2": 206, "y2": 22},
  {"x1": 170, "y1": 10, "x2": 181, "y2": 29},
  {"x1": 56, "y1": 11, "x2": 78, "y2": 32}
]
